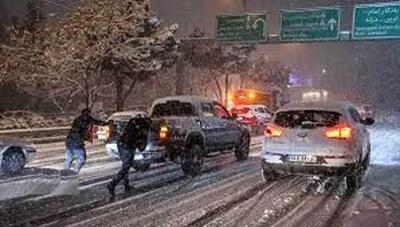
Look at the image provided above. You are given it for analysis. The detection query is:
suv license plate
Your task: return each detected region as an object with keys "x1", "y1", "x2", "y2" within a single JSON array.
[{"x1": 287, "y1": 155, "x2": 317, "y2": 163}]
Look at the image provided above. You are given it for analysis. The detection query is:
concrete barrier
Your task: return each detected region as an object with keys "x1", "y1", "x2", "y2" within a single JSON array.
[{"x1": 0, "y1": 168, "x2": 78, "y2": 201}]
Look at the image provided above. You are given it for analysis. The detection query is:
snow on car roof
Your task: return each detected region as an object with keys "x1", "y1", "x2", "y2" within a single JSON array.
[
  {"x1": 109, "y1": 111, "x2": 147, "y2": 120},
  {"x1": 152, "y1": 96, "x2": 216, "y2": 106},
  {"x1": 278, "y1": 101, "x2": 356, "y2": 113}
]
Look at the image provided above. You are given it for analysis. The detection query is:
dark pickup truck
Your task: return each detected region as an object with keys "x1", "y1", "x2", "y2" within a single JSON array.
[
  {"x1": 147, "y1": 96, "x2": 251, "y2": 176},
  {"x1": 100, "y1": 96, "x2": 251, "y2": 177}
]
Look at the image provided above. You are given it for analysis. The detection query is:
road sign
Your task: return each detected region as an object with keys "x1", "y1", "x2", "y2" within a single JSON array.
[
  {"x1": 353, "y1": 2, "x2": 400, "y2": 40},
  {"x1": 280, "y1": 8, "x2": 340, "y2": 42},
  {"x1": 216, "y1": 14, "x2": 267, "y2": 43}
]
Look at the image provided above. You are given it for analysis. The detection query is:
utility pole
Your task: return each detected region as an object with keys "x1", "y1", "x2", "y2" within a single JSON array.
[
  {"x1": 225, "y1": 74, "x2": 230, "y2": 107},
  {"x1": 242, "y1": 0, "x2": 247, "y2": 12},
  {"x1": 236, "y1": 0, "x2": 247, "y2": 12},
  {"x1": 239, "y1": 0, "x2": 247, "y2": 89}
]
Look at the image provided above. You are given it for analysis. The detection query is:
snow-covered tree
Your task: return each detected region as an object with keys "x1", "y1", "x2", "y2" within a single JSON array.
[
  {"x1": 0, "y1": 11, "x2": 47, "y2": 88},
  {"x1": 247, "y1": 56, "x2": 290, "y2": 93},
  {"x1": 1, "y1": 0, "x2": 179, "y2": 112},
  {"x1": 44, "y1": 0, "x2": 179, "y2": 111},
  {"x1": 180, "y1": 29, "x2": 255, "y2": 102}
]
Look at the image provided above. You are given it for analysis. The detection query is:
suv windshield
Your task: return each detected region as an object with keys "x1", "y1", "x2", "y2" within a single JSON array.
[
  {"x1": 275, "y1": 110, "x2": 341, "y2": 128},
  {"x1": 152, "y1": 101, "x2": 197, "y2": 117}
]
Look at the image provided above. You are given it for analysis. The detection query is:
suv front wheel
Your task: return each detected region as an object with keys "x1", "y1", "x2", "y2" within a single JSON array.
[
  {"x1": 261, "y1": 169, "x2": 279, "y2": 182},
  {"x1": 345, "y1": 163, "x2": 362, "y2": 195}
]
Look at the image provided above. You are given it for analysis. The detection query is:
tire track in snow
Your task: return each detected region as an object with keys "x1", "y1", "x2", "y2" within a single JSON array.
[
  {"x1": 195, "y1": 176, "x2": 309, "y2": 227},
  {"x1": 44, "y1": 157, "x2": 261, "y2": 227},
  {"x1": 3, "y1": 145, "x2": 263, "y2": 226}
]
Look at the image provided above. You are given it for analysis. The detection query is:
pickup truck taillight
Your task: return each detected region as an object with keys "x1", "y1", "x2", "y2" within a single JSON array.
[
  {"x1": 158, "y1": 120, "x2": 169, "y2": 140},
  {"x1": 159, "y1": 125, "x2": 168, "y2": 140}
]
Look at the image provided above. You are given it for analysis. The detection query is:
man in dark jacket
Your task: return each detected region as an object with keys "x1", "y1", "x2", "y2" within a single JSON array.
[
  {"x1": 107, "y1": 116, "x2": 151, "y2": 197},
  {"x1": 65, "y1": 108, "x2": 106, "y2": 172}
]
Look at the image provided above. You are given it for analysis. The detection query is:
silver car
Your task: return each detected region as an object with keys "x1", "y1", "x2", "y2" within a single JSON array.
[
  {"x1": 261, "y1": 101, "x2": 374, "y2": 189},
  {"x1": 0, "y1": 137, "x2": 36, "y2": 174},
  {"x1": 97, "y1": 111, "x2": 164, "y2": 171}
]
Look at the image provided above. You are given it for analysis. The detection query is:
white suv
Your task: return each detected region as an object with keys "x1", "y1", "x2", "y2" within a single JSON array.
[
  {"x1": 231, "y1": 105, "x2": 272, "y2": 123},
  {"x1": 261, "y1": 101, "x2": 374, "y2": 190}
]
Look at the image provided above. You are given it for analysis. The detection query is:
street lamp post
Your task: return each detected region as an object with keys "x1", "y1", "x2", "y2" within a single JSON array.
[{"x1": 225, "y1": 74, "x2": 230, "y2": 107}]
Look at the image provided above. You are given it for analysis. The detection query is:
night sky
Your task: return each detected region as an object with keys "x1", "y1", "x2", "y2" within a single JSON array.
[{"x1": 1, "y1": 0, "x2": 400, "y2": 110}]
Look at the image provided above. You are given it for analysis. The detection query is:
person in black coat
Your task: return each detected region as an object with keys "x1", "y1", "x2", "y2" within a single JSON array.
[
  {"x1": 107, "y1": 116, "x2": 152, "y2": 197},
  {"x1": 65, "y1": 108, "x2": 106, "y2": 172}
]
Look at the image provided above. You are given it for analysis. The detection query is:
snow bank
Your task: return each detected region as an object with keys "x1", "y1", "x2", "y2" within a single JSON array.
[
  {"x1": 369, "y1": 123, "x2": 400, "y2": 166},
  {"x1": 0, "y1": 168, "x2": 78, "y2": 201}
]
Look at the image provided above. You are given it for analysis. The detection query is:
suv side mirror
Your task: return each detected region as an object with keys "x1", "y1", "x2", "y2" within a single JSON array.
[{"x1": 363, "y1": 117, "x2": 375, "y2": 126}]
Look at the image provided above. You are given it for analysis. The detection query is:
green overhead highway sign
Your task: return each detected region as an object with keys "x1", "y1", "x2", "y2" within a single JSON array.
[
  {"x1": 353, "y1": 2, "x2": 400, "y2": 40},
  {"x1": 280, "y1": 8, "x2": 340, "y2": 42},
  {"x1": 216, "y1": 14, "x2": 267, "y2": 43}
]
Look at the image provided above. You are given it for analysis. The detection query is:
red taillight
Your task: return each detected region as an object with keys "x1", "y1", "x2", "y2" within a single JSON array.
[
  {"x1": 325, "y1": 124, "x2": 352, "y2": 140},
  {"x1": 264, "y1": 124, "x2": 283, "y2": 138}
]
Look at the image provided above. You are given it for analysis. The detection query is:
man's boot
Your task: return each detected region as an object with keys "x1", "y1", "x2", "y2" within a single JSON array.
[
  {"x1": 124, "y1": 179, "x2": 132, "y2": 193},
  {"x1": 107, "y1": 183, "x2": 116, "y2": 198}
]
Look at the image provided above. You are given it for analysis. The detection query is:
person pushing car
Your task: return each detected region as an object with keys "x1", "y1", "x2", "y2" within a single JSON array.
[
  {"x1": 65, "y1": 108, "x2": 106, "y2": 173},
  {"x1": 107, "y1": 116, "x2": 152, "y2": 198}
]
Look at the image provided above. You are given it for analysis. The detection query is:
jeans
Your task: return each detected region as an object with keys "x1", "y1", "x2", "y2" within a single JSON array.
[
  {"x1": 109, "y1": 144, "x2": 134, "y2": 188},
  {"x1": 65, "y1": 140, "x2": 86, "y2": 172}
]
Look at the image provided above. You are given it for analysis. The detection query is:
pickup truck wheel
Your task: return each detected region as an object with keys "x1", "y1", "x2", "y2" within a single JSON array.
[
  {"x1": 235, "y1": 134, "x2": 250, "y2": 161},
  {"x1": 182, "y1": 144, "x2": 203, "y2": 177},
  {"x1": 1, "y1": 147, "x2": 26, "y2": 174}
]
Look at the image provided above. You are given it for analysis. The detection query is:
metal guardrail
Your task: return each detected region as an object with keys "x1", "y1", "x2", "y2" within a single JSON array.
[
  {"x1": 26, "y1": 136, "x2": 67, "y2": 144},
  {"x1": 0, "y1": 127, "x2": 70, "y2": 144},
  {"x1": 0, "y1": 126, "x2": 70, "y2": 135},
  {"x1": 0, "y1": 126, "x2": 265, "y2": 144}
]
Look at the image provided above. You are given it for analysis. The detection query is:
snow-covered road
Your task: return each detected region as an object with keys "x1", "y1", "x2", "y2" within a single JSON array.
[
  {"x1": 340, "y1": 122, "x2": 400, "y2": 227},
  {"x1": 0, "y1": 124, "x2": 399, "y2": 227}
]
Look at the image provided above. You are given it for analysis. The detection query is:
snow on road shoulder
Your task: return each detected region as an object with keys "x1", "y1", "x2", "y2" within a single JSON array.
[{"x1": 369, "y1": 123, "x2": 400, "y2": 165}]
